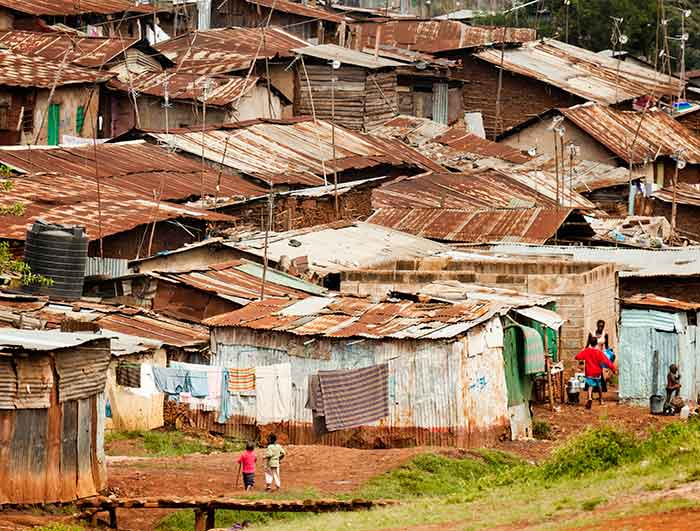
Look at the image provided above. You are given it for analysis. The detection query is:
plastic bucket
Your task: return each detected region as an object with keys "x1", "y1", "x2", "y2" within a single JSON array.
[{"x1": 649, "y1": 394, "x2": 665, "y2": 415}]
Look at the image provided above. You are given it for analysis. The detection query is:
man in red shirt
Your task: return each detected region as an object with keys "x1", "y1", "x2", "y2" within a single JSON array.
[{"x1": 575, "y1": 337, "x2": 617, "y2": 409}]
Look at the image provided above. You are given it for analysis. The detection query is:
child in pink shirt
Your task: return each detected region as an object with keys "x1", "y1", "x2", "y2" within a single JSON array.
[{"x1": 237, "y1": 442, "x2": 257, "y2": 491}]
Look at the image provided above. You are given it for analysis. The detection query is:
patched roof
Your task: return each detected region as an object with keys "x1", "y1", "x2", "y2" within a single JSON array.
[
  {"x1": 0, "y1": 0, "x2": 157, "y2": 16},
  {"x1": 0, "y1": 49, "x2": 114, "y2": 88}
]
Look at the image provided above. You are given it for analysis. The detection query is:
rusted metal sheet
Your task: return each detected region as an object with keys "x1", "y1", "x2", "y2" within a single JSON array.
[
  {"x1": 10, "y1": 408, "x2": 48, "y2": 503},
  {"x1": 14, "y1": 355, "x2": 53, "y2": 409},
  {"x1": 108, "y1": 72, "x2": 260, "y2": 107},
  {"x1": 60, "y1": 399, "x2": 78, "y2": 501},
  {"x1": 55, "y1": 340, "x2": 111, "y2": 403},
  {"x1": 0, "y1": 0, "x2": 157, "y2": 15},
  {"x1": 652, "y1": 183, "x2": 700, "y2": 206},
  {"x1": 0, "y1": 358, "x2": 15, "y2": 409},
  {"x1": 435, "y1": 127, "x2": 531, "y2": 164},
  {"x1": 561, "y1": 102, "x2": 700, "y2": 164},
  {"x1": 624, "y1": 293, "x2": 700, "y2": 311},
  {"x1": 95, "y1": 313, "x2": 208, "y2": 348},
  {"x1": 0, "y1": 173, "x2": 235, "y2": 241},
  {"x1": 0, "y1": 30, "x2": 139, "y2": 68},
  {"x1": 0, "y1": 140, "x2": 264, "y2": 202},
  {"x1": 247, "y1": 0, "x2": 344, "y2": 22},
  {"x1": 0, "y1": 49, "x2": 114, "y2": 88},
  {"x1": 76, "y1": 398, "x2": 94, "y2": 499},
  {"x1": 155, "y1": 27, "x2": 308, "y2": 75},
  {"x1": 204, "y1": 295, "x2": 501, "y2": 339},
  {"x1": 476, "y1": 39, "x2": 683, "y2": 105},
  {"x1": 149, "y1": 118, "x2": 441, "y2": 186},
  {"x1": 351, "y1": 20, "x2": 535, "y2": 53},
  {"x1": 293, "y1": 44, "x2": 402, "y2": 69},
  {"x1": 367, "y1": 207, "x2": 573, "y2": 244},
  {"x1": 156, "y1": 259, "x2": 323, "y2": 304},
  {"x1": 525, "y1": 158, "x2": 631, "y2": 193}
]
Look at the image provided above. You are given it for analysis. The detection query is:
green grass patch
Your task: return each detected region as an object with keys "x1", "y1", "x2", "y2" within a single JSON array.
[
  {"x1": 533, "y1": 420, "x2": 553, "y2": 440},
  {"x1": 105, "y1": 429, "x2": 244, "y2": 457},
  {"x1": 581, "y1": 496, "x2": 606, "y2": 511},
  {"x1": 31, "y1": 525, "x2": 84, "y2": 531},
  {"x1": 155, "y1": 509, "x2": 302, "y2": 531}
]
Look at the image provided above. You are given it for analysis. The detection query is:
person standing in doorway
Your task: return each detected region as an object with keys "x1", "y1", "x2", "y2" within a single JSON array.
[
  {"x1": 264, "y1": 433, "x2": 286, "y2": 491},
  {"x1": 588, "y1": 320, "x2": 609, "y2": 350},
  {"x1": 575, "y1": 336, "x2": 617, "y2": 409}
]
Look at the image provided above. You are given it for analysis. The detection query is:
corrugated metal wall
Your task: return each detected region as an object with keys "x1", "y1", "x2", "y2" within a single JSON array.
[
  {"x1": 208, "y1": 317, "x2": 510, "y2": 447},
  {"x1": 432, "y1": 82, "x2": 449, "y2": 125},
  {"x1": 619, "y1": 308, "x2": 699, "y2": 404},
  {"x1": 85, "y1": 257, "x2": 130, "y2": 279}
]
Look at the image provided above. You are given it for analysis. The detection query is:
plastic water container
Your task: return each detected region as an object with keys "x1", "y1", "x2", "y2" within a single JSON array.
[{"x1": 681, "y1": 405, "x2": 690, "y2": 420}]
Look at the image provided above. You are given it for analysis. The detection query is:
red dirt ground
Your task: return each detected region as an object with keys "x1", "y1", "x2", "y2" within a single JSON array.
[
  {"x1": 584, "y1": 508, "x2": 700, "y2": 531},
  {"x1": 0, "y1": 399, "x2": 686, "y2": 531}
]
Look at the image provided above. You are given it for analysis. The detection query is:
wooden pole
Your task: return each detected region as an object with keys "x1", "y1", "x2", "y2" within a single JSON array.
[
  {"x1": 206, "y1": 508, "x2": 215, "y2": 529},
  {"x1": 544, "y1": 340, "x2": 554, "y2": 411},
  {"x1": 671, "y1": 162, "x2": 679, "y2": 233},
  {"x1": 553, "y1": 130, "x2": 560, "y2": 206},
  {"x1": 331, "y1": 64, "x2": 339, "y2": 219}
]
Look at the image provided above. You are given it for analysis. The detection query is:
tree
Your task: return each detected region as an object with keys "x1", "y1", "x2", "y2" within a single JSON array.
[{"x1": 0, "y1": 167, "x2": 52, "y2": 287}]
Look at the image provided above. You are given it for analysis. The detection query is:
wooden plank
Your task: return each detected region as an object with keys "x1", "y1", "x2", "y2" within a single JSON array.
[
  {"x1": 194, "y1": 509, "x2": 206, "y2": 531},
  {"x1": 45, "y1": 367, "x2": 62, "y2": 502},
  {"x1": 77, "y1": 398, "x2": 95, "y2": 498}
]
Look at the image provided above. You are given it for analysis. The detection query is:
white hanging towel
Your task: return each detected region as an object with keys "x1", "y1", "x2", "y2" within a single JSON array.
[{"x1": 255, "y1": 363, "x2": 292, "y2": 423}]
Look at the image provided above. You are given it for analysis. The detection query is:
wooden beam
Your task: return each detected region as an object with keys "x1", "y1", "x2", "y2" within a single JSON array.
[
  {"x1": 206, "y1": 508, "x2": 215, "y2": 529},
  {"x1": 194, "y1": 509, "x2": 206, "y2": 531}
]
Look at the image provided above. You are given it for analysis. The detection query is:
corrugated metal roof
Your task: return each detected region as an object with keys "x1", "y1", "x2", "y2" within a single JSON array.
[
  {"x1": 409, "y1": 280, "x2": 555, "y2": 308},
  {"x1": 247, "y1": 0, "x2": 344, "y2": 22},
  {"x1": 481, "y1": 243, "x2": 700, "y2": 278},
  {"x1": 0, "y1": 0, "x2": 157, "y2": 15},
  {"x1": 372, "y1": 168, "x2": 594, "y2": 210},
  {"x1": 155, "y1": 27, "x2": 308, "y2": 75},
  {"x1": 292, "y1": 44, "x2": 403, "y2": 69},
  {"x1": 0, "y1": 31, "x2": 139, "y2": 68},
  {"x1": 95, "y1": 313, "x2": 208, "y2": 348},
  {"x1": 0, "y1": 49, "x2": 114, "y2": 88},
  {"x1": 351, "y1": 21, "x2": 535, "y2": 53},
  {"x1": 367, "y1": 207, "x2": 574, "y2": 244},
  {"x1": 653, "y1": 183, "x2": 700, "y2": 206},
  {"x1": 369, "y1": 115, "x2": 530, "y2": 165},
  {"x1": 148, "y1": 118, "x2": 442, "y2": 186},
  {"x1": 561, "y1": 103, "x2": 700, "y2": 164},
  {"x1": 0, "y1": 140, "x2": 264, "y2": 202},
  {"x1": 204, "y1": 295, "x2": 502, "y2": 339},
  {"x1": 623, "y1": 293, "x2": 700, "y2": 312},
  {"x1": 0, "y1": 173, "x2": 234, "y2": 241},
  {"x1": 225, "y1": 220, "x2": 447, "y2": 275},
  {"x1": 0, "y1": 329, "x2": 107, "y2": 353},
  {"x1": 476, "y1": 39, "x2": 683, "y2": 105},
  {"x1": 152, "y1": 259, "x2": 326, "y2": 304},
  {"x1": 620, "y1": 308, "x2": 680, "y2": 331},
  {"x1": 108, "y1": 72, "x2": 260, "y2": 107},
  {"x1": 525, "y1": 158, "x2": 631, "y2": 193}
]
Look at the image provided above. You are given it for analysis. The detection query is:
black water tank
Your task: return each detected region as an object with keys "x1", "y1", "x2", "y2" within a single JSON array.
[{"x1": 24, "y1": 221, "x2": 89, "y2": 300}]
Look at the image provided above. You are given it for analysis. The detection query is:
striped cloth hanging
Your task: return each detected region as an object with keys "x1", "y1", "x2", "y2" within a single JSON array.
[{"x1": 228, "y1": 367, "x2": 256, "y2": 392}]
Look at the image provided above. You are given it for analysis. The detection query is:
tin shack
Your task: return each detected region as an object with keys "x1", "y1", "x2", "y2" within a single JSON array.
[
  {"x1": 204, "y1": 291, "x2": 562, "y2": 447},
  {"x1": 0, "y1": 329, "x2": 111, "y2": 505}
]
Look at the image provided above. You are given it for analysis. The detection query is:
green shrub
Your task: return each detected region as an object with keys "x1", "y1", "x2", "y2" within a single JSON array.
[
  {"x1": 581, "y1": 496, "x2": 606, "y2": 511},
  {"x1": 542, "y1": 426, "x2": 639, "y2": 478},
  {"x1": 31, "y1": 524, "x2": 84, "y2": 531},
  {"x1": 533, "y1": 420, "x2": 552, "y2": 440}
]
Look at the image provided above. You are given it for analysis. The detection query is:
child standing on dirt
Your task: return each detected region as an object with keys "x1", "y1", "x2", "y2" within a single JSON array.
[
  {"x1": 237, "y1": 442, "x2": 257, "y2": 491},
  {"x1": 575, "y1": 336, "x2": 617, "y2": 410},
  {"x1": 264, "y1": 433, "x2": 286, "y2": 491}
]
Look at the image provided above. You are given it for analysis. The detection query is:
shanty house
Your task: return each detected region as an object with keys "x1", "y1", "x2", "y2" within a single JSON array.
[
  {"x1": 464, "y1": 39, "x2": 683, "y2": 139},
  {"x1": 203, "y1": 291, "x2": 563, "y2": 446},
  {"x1": 500, "y1": 103, "x2": 700, "y2": 188},
  {"x1": 293, "y1": 44, "x2": 401, "y2": 131},
  {"x1": 211, "y1": 0, "x2": 345, "y2": 43},
  {"x1": 0, "y1": 329, "x2": 110, "y2": 504},
  {"x1": 0, "y1": 49, "x2": 113, "y2": 145},
  {"x1": 618, "y1": 294, "x2": 700, "y2": 405}
]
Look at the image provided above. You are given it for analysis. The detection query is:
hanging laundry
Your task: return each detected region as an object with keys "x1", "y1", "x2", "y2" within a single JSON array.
[
  {"x1": 217, "y1": 370, "x2": 232, "y2": 424},
  {"x1": 318, "y1": 364, "x2": 389, "y2": 432},
  {"x1": 188, "y1": 370, "x2": 209, "y2": 399},
  {"x1": 116, "y1": 364, "x2": 141, "y2": 388},
  {"x1": 228, "y1": 368, "x2": 256, "y2": 393},
  {"x1": 255, "y1": 363, "x2": 292, "y2": 424},
  {"x1": 305, "y1": 374, "x2": 324, "y2": 415},
  {"x1": 152, "y1": 367, "x2": 191, "y2": 395}
]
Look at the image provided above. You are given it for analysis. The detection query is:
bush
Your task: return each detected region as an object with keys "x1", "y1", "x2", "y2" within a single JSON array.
[
  {"x1": 532, "y1": 420, "x2": 552, "y2": 440},
  {"x1": 542, "y1": 426, "x2": 639, "y2": 479}
]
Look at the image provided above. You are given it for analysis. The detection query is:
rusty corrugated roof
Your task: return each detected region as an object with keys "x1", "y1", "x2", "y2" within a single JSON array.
[
  {"x1": 0, "y1": 30, "x2": 138, "y2": 68},
  {"x1": 524, "y1": 157, "x2": 632, "y2": 193},
  {"x1": 108, "y1": 71, "x2": 260, "y2": 107},
  {"x1": 95, "y1": 313, "x2": 209, "y2": 348},
  {"x1": 561, "y1": 102, "x2": 700, "y2": 164},
  {"x1": 367, "y1": 207, "x2": 574, "y2": 244},
  {"x1": 369, "y1": 115, "x2": 531, "y2": 165},
  {"x1": 372, "y1": 169, "x2": 560, "y2": 209},
  {"x1": 247, "y1": 0, "x2": 344, "y2": 22},
  {"x1": 0, "y1": 141, "x2": 264, "y2": 201},
  {"x1": 204, "y1": 295, "x2": 501, "y2": 339},
  {"x1": 476, "y1": 39, "x2": 683, "y2": 104},
  {"x1": 652, "y1": 183, "x2": 700, "y2": 207},
  {"x1": 152, "y1": 259, "x2": 325, "y2": 304},
  {"x1": 0, "y1": 173, "x2": 234, "y2": 241},
  {"x1": 155, "y1": 27, "x2": 308, "y2": 75},
  {"x1": 0, "y1": 49, "x2": 114, "y2": 88},
  {"x1": 0, "y1": 0, "x2": 157, "y2": 15},
  {"x1": 147, "y1": 118, "x2": 442, "y2": 186},
  {"x1": 622, "y1": 293, "x2": 700, "y2": 311},
  {"x1": 350, "y1": 21, "x2": 535, "y2": 53}
]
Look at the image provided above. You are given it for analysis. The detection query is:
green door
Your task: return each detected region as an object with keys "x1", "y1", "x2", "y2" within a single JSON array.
[
  {"x1": 47, "y1": 103, "x2": 60, "y2": 145},
  {"x1": 503, "y1": 326, "x2": 533, "y2": 407}
]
